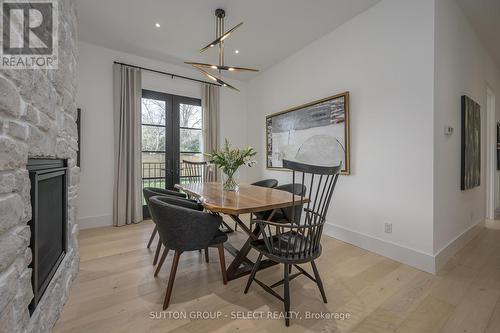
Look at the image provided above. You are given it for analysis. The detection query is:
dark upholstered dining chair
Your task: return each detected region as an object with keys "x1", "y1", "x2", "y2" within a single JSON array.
[
  {"x1": 148, "y1": 195, "x2": 228, "y2": 309},
  {"x1": 249, "y1": 179, "x2": 279, "y2": 222},
  {"x1": 143, "y1": 187, "x2": 209, "y2": 266},
  {"x1": 143, "y1": 188, "x2": 188, "y2": 249},
  {"x1": 251, "y1": 179, "x2": 278, "y2": 189},
  {"x1": 253, "y1": 183, "x2": 306, "y2": 222},
  {"x1": 244, "y1": 159, "x2": 341, "y2": 326}
]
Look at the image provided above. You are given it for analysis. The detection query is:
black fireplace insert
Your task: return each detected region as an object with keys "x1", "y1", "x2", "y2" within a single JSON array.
[{"x1": 27, "y1": 159, "x2": 68, "y2": 313}]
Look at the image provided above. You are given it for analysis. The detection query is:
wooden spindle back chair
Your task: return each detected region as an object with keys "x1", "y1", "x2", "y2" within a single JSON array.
[
  {"x1": 183, "y1": 160, "x2": 215, "y2": 183},
  {"x1": 245, "y1": 159, "x2": 341, "y2": 326}
]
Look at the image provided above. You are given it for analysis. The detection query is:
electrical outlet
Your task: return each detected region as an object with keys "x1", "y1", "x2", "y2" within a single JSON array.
[{"x1": 384, "y1": 222, "x2": 392, "y2": 234}]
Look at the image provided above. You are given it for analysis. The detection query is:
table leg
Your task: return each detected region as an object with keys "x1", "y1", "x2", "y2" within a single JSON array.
[
  {"x1": 225, "y1": 214, "x2": 279, "y2": 281},
  {"x1": 220, "y1": 220, "x2": 234, "y2": 233}
]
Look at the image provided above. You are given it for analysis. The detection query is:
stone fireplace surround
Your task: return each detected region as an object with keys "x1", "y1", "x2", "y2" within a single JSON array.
[{"x1": 0, "y1": 1, "x2": 79, "y2": 332}]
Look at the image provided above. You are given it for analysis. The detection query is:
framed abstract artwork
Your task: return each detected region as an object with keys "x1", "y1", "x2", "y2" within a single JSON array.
[
  {"x1": 266, "y1": 92, "x2": 350, "y2": 174},
  {"x1": 461, "y1": 95, "x2": 481, "y2": 191}
]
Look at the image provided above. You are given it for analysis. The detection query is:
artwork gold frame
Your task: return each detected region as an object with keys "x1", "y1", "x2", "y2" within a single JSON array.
[{"x1": 266, "y1": 92, "x2": 350, "y2": 175}]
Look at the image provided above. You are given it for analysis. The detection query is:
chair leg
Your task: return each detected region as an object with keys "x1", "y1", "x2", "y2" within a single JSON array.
[
  {"x1": 163, "y1": 251, "x2": 181, "y2": 310},
  {"x1": 216, "y1": 244, "x2": 227, "y2": 285},
  {"x1": 153, "y1": 239, "x2": 162, "y2": 265},
  {"x1": 147, "y1": 225, "x2": 157, "y2": 248},
  {"x1": 244, "y1": 253, "x2": 263, "y2": 294},
  {"x1": 284, "y1": 263, "x2": 290, "y2": 327},
  {"x1": 311, "y1": 260, "x2": 327, "y2": 303},
  {"x1": 154, "y1": 247, "x2": 169, "y2": 277},
  {"x1": 234, "y1": 222, "x2": 238, "y2": 231}
]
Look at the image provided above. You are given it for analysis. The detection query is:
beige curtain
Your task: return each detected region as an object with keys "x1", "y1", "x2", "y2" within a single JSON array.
[
  {"x1": 113, "y1": 64, "x2": 143, "y2": 226},
  {"x1": 202, "y1": 84, "x2": 220, "y2": 179}
]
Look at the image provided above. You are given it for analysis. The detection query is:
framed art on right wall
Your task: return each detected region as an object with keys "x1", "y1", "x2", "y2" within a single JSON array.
[
  {"x1": 266, "y1": 92, "x2": 350, "y2": 174},
  {"x1": 461, "y1": 95, "x2": 481, "y2": 191},
  {"x1": 497, "y1": 122, "x2": 500, "y2": 171}
]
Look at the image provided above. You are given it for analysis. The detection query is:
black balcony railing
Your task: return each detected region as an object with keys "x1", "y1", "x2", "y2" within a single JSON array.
[
  {"x1": 141, "y1": 161, "x2": 202, "y2": 192},
  {"x1": 142, "y1": 162, "x2": 165, "y2": 180}
]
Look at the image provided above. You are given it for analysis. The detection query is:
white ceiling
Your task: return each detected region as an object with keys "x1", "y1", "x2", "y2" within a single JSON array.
[
  {"x1": 76, "y1": 0, "x2": 380, "y2": 80},
  {"x1": 457, "y1": 0, "x2": 500, "y2": 71}
]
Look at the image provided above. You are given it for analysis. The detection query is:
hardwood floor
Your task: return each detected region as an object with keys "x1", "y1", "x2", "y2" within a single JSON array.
[{"x1": 55, "y1": 219, "x2": 500, "y2": 333}]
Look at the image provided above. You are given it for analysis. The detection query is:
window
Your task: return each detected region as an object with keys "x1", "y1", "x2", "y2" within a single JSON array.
[
  {"x1": 141, "y1": 97, "x2": 167, "y2": 192},
  {"x1": 179, "y1": 103, "x2": 203, "y2": 183},
  {"x1": 140, "y1": 90, "x2": 203, "y2": 209}
]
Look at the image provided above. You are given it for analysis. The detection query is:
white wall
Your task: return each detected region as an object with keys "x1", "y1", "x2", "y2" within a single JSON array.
[
  {"x1": 77, "y1": 42, "x2": 247, "y2": 229},
  {"x1": 433, "y1": 0, "x2": 500, "y2": 264},
  {"x1": 246, "y1": 0, "x2": 436, "y2": 272}
]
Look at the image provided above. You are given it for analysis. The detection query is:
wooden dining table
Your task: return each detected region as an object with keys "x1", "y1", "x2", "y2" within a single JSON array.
[{"x1": 174, "y1": 182, "x2": 307, "y2": 281}]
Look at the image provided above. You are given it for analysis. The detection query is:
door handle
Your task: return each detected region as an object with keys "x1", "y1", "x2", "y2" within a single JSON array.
[{"x1": 166, "y1": 160, "x2": 171, "y2": 175}]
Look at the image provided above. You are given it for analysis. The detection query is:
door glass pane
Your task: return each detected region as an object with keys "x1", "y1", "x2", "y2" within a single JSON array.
[
  {"x1": 142, "y1": 125, "x2": 165, "y2": 151},
  {"x1": 142, "y1": 97, "x2": 166, "y2": 205},
  {"x1": 180, "y1": 128, "x2": 202, "y2": 153},
  {"x1": 180, "y1": 104, "x2": 202, "y2": 129},
  {"x1": 142, "y1": 98, "x2": 166, "y2": 125}
]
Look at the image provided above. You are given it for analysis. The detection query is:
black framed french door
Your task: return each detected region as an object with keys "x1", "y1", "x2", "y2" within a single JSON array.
[{"x1": 141, "y1": 90, "x2": 202, "y2": 214}]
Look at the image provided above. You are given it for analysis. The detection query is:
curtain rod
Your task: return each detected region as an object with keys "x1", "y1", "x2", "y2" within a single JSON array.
[{"x1": 113, "y1": 61, "x2": 221, "y2": 87}]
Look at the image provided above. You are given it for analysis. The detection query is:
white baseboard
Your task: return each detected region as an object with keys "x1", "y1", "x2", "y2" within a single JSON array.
[
  {"x1": 324, "y1": 219, "x2": 486, "y2": 275},
  {"x1": 323, "y1": 223, "x2": 436, "y2": 274},
  {"x1": 434, "y1": 219, "x2": 485, "y2": 273},
  {"x1": 77, "y1": 214, "x2": 113, "y2": 230}
]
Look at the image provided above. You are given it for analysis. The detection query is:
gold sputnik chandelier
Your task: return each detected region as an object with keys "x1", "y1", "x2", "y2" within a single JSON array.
[{"x1": 185, "y1": 9, "x2": 258, "y2": 91}]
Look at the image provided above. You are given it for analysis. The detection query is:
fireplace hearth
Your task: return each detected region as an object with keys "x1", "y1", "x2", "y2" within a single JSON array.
[{"x1": 27, "y1": 159, "x2": 69, "y2": 313}]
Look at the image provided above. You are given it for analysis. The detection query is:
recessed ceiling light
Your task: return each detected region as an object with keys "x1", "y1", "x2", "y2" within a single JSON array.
[
  {"x1": 228, "y1": 67, "x2": 235, "y2": 71},
  {"x1": 211, "y1": 65, "x2": 218, "y2": 69},
  {"x1": 155, "y1": 23, "x2": 161, "y2": 28},
  {"x1": 234, "y1": 50, "x2": 239, "y2": 54}
]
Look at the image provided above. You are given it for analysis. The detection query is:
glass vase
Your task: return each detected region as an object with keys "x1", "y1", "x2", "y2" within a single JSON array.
[{"x1": 222, "y1": 169, "x2": 240, "y2": 191}]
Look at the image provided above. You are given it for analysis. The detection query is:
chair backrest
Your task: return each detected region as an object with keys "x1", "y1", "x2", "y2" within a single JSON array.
[
  {"x1": 149, "y1": 195, "x2": 222, "y2": 251},
  {"x1": 143, "y1": 187, "x2": 200, "y2": 225},
  {"x1": 251, "y1": 179, "x2": 279, "y2": 188},
  {"x1": 143, "y1": 187, "x2": 187, "y2": 218},
  {"x1": 143, "y1": 187, "x2": 186, "y2": 203},
  {"x1": 258, "y1": 159, "x2": 341, "y2": 259},
  {"x1": 275, "y1": 183, "x2": 307, "y2": 223},
  {"x1": 183, "y1": 160, "x2": 215, "y2": 183}
]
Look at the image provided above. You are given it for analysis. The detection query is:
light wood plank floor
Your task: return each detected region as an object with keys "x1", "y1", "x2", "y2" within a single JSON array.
[{"x1": 55, "y1": 219, "x2": 500, "y2": 333}]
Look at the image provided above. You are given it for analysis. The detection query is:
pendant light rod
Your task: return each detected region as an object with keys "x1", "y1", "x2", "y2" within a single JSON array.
[{"x1": 216, "y1": 9, "x2": 225, "y2": 69}]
